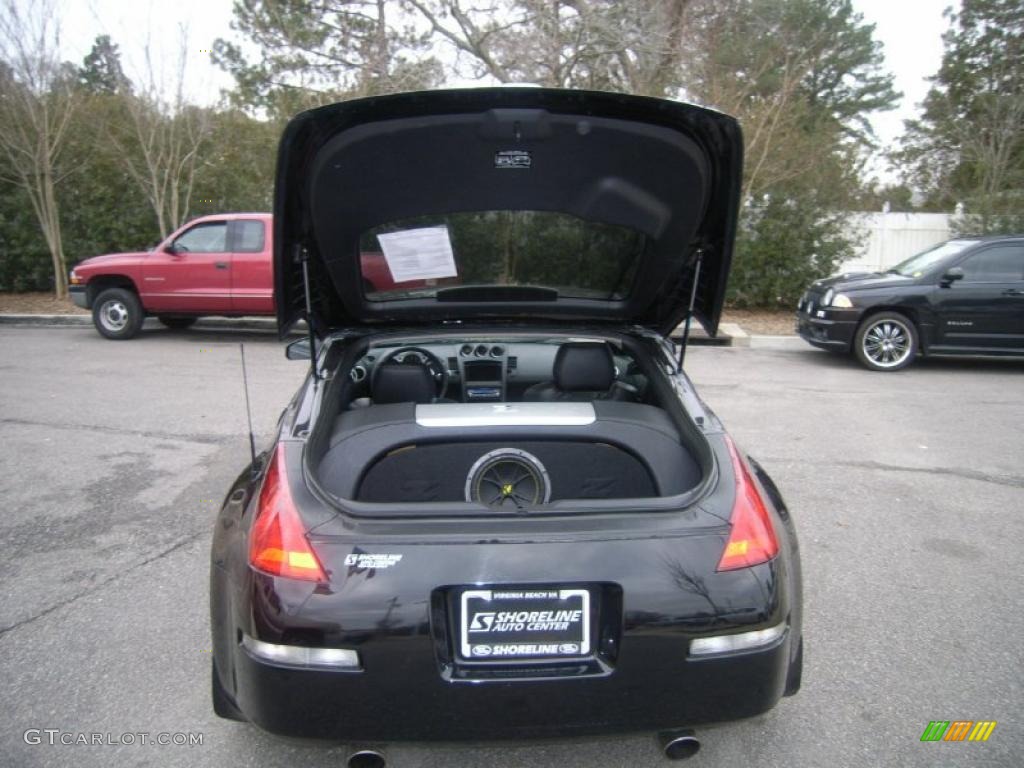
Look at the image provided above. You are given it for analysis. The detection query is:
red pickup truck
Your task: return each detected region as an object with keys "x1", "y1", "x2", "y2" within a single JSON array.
[{"x1": 70, "y1": 212, "x2": 403, "y2": 339}]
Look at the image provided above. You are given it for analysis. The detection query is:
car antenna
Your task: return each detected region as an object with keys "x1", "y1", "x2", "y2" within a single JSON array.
[
  {"x1": 239, "y1": 343, "x2": 259, "y2": 477},
  {"x1": 677, "y1": 249, "x2": 704, "y2": 367}
]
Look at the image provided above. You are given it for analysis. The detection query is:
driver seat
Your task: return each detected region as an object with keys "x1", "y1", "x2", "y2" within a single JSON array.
[{"x1": 372, "y1": 363, "x2": 439, "y2": 405}]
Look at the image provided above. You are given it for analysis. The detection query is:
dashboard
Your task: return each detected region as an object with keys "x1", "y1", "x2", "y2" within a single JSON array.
[{"x1": 351, "y1": 340, "x2": 635, "y2": 403}]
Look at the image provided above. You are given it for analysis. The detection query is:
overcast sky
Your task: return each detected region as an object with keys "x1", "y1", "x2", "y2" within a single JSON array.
[{"x1": 57, "y1": 0, "x2": 957, "y2": 180}]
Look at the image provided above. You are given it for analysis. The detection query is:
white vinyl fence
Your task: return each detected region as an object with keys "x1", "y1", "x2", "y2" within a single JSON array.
[{"x1": 838, "y1": 212, "x2": 953, "y2": 274}]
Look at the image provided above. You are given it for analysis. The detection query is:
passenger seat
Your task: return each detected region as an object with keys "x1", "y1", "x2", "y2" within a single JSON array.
[{"x1": 522, "y1": 342, "x2": 636, "y2": 402}]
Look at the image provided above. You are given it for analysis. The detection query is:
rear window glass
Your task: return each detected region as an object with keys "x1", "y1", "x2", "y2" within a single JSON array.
[
  {"x1": 359, "y1": 211, "x2": 646, "y2": 300},
  {"x1": 233, "y1": 220, "x2": 265, "y2": 252}
]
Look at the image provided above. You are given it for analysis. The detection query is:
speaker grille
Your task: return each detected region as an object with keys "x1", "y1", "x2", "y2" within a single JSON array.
[{"x1": 465, "y1": 448, "x2": 551, "y2": 507}]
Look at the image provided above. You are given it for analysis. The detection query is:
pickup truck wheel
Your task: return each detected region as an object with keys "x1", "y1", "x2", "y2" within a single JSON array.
[
  {"x1": 92, "y1": 287, "x2": 144, "y2": 340},
  {"x1": 158, "y1": 316, "x2": 197, "y2": 330}
]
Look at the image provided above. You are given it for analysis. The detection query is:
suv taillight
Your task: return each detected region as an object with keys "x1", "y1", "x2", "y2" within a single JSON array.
[
  {"x1": 249, "y1": 444, "x2": 326, "y2": 582},
  {"x1": 717, "y1": 436, "x2": 779, "y2": 571}
]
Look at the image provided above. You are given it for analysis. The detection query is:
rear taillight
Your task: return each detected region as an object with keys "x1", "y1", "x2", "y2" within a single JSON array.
[
  {"x1": 716, "y1": 436, "x2": 779, "y2": 571},
  {"x1": 248, "y1": 444, "x2": 326, "y2": 582}
]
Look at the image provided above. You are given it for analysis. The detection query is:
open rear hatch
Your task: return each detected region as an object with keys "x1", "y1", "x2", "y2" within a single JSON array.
[{"x1": 273, "y1": 88, "x2": 743, "y2": 339}]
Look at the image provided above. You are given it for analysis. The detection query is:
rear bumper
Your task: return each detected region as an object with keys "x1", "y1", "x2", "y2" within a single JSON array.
[
  {"x1": 69, "y1": 286, "x2": 88, "y2": 309},
  {"x1": 795, "y1": 311, "x2": 857, "y2": 351},
  {"x1": 228, "y1": 627, "x2": 792, "y2": 741},
  {"x1": 214, "y1": 552, "x2": 799, "y2": 741}
]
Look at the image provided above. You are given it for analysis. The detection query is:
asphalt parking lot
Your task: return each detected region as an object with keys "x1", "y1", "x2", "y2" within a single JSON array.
[{"x1": 1, "y1": 324, "x2": 1021, "y2": 768}]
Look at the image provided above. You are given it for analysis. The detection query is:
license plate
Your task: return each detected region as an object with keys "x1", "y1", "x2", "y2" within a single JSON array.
[{"x1": 459, "y1": 587, "x2": 591, "y2": 660}]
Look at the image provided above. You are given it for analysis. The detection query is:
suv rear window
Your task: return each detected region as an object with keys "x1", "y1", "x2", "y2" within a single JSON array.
[{"x1": 360, "y1": 211, "x2": 646, "y2": 300}]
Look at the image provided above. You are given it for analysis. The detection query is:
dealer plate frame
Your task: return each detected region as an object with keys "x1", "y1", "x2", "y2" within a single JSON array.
[{"x1": 458, "y1": 587, "x2": 591, "y2": 661}]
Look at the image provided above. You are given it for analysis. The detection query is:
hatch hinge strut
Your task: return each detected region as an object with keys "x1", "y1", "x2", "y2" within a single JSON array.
[
  {"x1": 299, "y1": 244, "x2": 320, "y2": 381},
  {"x1": 677, "y1": 249, "x2": 704, "y2": 368}
]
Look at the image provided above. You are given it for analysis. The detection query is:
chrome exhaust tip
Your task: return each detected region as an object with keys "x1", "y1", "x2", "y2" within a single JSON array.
[
  {"x1": 658, "y1": 730, "x2": 700, "y2": 760},
  {"x1": 347, "y1": 748, "x2": 386, "y2": 768}
]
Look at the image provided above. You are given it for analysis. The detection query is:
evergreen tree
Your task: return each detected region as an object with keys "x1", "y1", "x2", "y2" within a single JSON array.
[
  {"x1": 78, "y1": 35, "x2": 130, "y2": 94},
  {"x1": 899, "y1": 0, "x2": 1024, "y2": 233}
]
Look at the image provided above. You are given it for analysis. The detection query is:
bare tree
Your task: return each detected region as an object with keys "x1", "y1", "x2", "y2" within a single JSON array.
[
  {"x1": 682, "y1": 0, "x2": 889, "y2": 200},
  {"x1": 112, "y1": 26, "x2": 212, "y2": 239},
  {"x1": 585, "y1": 0, "x2": 692, "y2": 95},
  {"x1": 0, "y1": 0, "x2": 79, "y2": 298},
  {"x1": 403, "y1": 0, "x2": 693, "y2": 95},
  {"x1": 694, "y1": 41, "x2": 822, "y2": 197}
]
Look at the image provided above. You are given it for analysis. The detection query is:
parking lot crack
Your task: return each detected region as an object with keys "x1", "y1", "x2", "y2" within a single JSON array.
[
  {"x1": 0, "y1": 416, "x2": 230, "y2": 445},
  {"x1": 841, "y1": 460, "x2": 1024, "y2": 489},
  {"x1": 763, "y1": 456, "x2": 1024, "y2": 489},
  {"x1": 0, "y1": 531, "x2": 204, "y2": 639}
]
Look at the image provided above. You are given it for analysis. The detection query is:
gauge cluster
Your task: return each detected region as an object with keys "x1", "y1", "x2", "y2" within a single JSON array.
[{"x1": 459, "y1": 343, "x2": 506, "y2": 359}]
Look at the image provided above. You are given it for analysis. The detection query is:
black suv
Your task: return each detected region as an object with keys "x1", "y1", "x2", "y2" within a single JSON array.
[{"x1": 796, "y1": 236, "x2": 1024, "y2": 370}]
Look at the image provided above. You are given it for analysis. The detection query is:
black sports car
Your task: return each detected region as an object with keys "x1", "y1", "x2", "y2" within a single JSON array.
[
  {"x1": 210, "y1": 88, "x2": 803, "y2": 763},
  {"x1": 797, "y1": 236, "x2": 1024, "y2": 370}
]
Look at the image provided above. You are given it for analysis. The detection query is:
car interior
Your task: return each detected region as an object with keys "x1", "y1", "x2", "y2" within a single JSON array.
[
  {"x1": 313, "y1": 337, "x2": 704, "y2": 507},
  {"x1": 345, "y1": 339, "x2": 647, "y2": 408}
]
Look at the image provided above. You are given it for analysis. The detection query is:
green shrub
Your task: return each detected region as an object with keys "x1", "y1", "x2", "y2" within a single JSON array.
[
  {"x1": 726, "y1": 191, "x2": 860, "y2": 308},
  {"x1": 0, "y1": 194, "x2": 53, "y2": 292}
]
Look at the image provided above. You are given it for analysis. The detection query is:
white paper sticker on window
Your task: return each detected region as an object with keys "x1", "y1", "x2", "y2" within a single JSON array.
[{"x1": 376, "y1": 226, "x2": 458, "y2": 283}]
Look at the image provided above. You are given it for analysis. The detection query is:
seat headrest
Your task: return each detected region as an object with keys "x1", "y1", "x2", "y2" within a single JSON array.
[
  {"x1": 554, "y1": 343, "x2": 615, "y2": 392},
  {"x1": 373, "y1": 363, "x2": 436, "y2": 404}
]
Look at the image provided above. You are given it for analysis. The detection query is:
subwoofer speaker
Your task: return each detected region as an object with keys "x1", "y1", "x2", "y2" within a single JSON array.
[
  {"x1": 354, "y1": 441, "x2": 658, "y2": 502},
  {"x1": 464, "y1": 448, "x2": 551, "y2": 507}
]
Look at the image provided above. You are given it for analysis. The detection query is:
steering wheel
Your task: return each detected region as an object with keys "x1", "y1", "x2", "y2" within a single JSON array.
[{"x1": 370, "y1": 346, "x2": 449, "y2": 401}]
